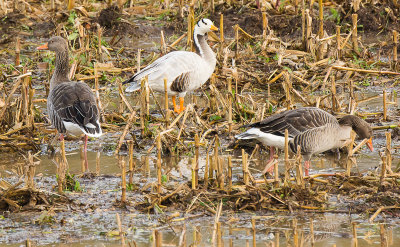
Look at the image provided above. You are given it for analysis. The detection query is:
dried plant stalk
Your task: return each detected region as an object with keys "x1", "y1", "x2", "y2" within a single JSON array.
[
  {"x1": 301, "y1": 1, "x2": 306, "y2": 50},
  {"x1": 331, "y1": 75, "x2": 338, "y2": 112},
  {"x1": 93, "y1": 63, "x2": 105, "y2": 122},
  {"x1": 58, "y1": 138, "x2": 68, "y2": 194},
  {"x1": 220, "y1": 14, "x2": 224, "y2": 43},
  {"x1": 15, "y1": 37, "x2": 20, "y2": 66},
  {"x1": 155, "y1": 230, "x2": 162, "y2": 247},
  {"x1": 336, "y1": 26, "x2": 341, "y2": 59},
  {"x1": 0, "y1": 73, "x2": 28, "y2": 121},
  {"x1": 140, "y1": 79, "x2": 146, "y2": 137},
  {"x1": 380, "y1": 151, "x2": 387, "y2": 182},
  {"x1": 393, "y1": 30, "x2": 398, "y2": 67},
  {"x1": 137, "y1": 49, "x2": 141, "y2": 72},
  {"x1": 383, "y1": 90, "x2": 387, "y2": 121},
  {"x1": 242, "y1": 149, "x2": 249, "y2": 185},
  {"x1": 21, "y1": 73, "x2": 29, "y2": 121},
  {"x1": 187, "y1": 5, "x2": 194, "y2": 48},
  {"x1": 218, "y1": 157, "x2": 224, "y2": 189},
  {"x1": 120, "y1": 156, "x2": 126, "y2": 203},
  {"x1": 310, "y1": 220, "x2": 315, "y2": 245},
  {"x1": 385, "y1": 132, "x2": 392, "y2": 174},
  {"x1": 352, "y1": 14, "x2": 360, "y2": 55},
  {"x1": 204, "y1": 152, "x2": 209, "y2": 189},
  {"x1": 118, "y1": 82, "x2": 125, "y2": 114},
  {"x1": 346, "y1": 131, "x2": 356, "y2": 176},
  {"x1": 145, "y1": 76, "x2": 150, "y2": 116},
  {"x1": 352, "y1": 222, "x2": 358, "y2": 247},
  {"x1": 194, "y1": 134, "x2": 199, "y2": 189},
  {"x1": 284, "y1": 129, "x2": 290, "y2": 185},
  {"x1": 332, "y1": 65, "x2": 400, "y2": 75},
  {"x1": 235, "y1": 25, "x2": 239, "y2": 58},
  {"x1": 67, "y1": 0, "x2": 74, "y2": 10},
  {"x1": 214, "y1": 135, "x2": 219, "y2": 182},
  {"x1": 284, "y1": 72, "x2": 292, "y2": 110},
  {"x1": 25, "y1": 152, "x2": 37, "y2": 189},
  {"x1": 27, "y1": 85, "x2": 35, "y2": 128},
  {"x1": 380, "y1": 224, "x2": 387, "y2": 247},
  {"x1": 317, "y1": 0, "x2": 324, "y2": 60},
  {"x1": 97, "y1": 24, "x2": 102, "y2": 56},
  {"x1": 164, "y1": 78, "x2": 169, "y2": 126},
  {"x1": 115, "y1": 112, "x2": 136, "y2": 155},
  {"x1": 128, "y1": 140, "x2": 134, "y2": 184},
  {"x1": 228, "y1": 156, "x2": 232, "y2": 190},
  {"x1": 80, "y1": 143, "x2": 85, "y2": 173},
  {"x1": 156, "y1": 134, "x2": 162, "y2": 194},
  {"x1": 295, "y1": 146, "x2": 304, "y2": 185},
  {"x1": 305, "y1": 9, "x2": 312, "y2": 52},
  {"x1": 275, "y1": 231, "x2": 280, "y2": 246},
  {"x1": 116, "y1": 213, "x2": 125, "y2": 245},
  {"x1": 262, "y1": 12, "x2": 267, "y2": 39},
  {"x1": 227, "y1": 77, "x2": 233, "y2": 133},
  {"x1": 252, "y1": 218, "x2": 256, "y2": 246},
  {"x1": 96, "y1": 149, "x2": 100, "y2": 176},
  {"x1": 293, "y1": 219, "x2": 298, "y2": 246},
  {"x1": 160, "y1": 30, "x2": 166, "y2": 55}
]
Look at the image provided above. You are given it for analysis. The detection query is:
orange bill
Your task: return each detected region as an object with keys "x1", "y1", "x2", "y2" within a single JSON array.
[
  {"x1": 210, "y1": 24, "x2": 218, "y2": 31},
  {"x1": 366, "y1": 137, "x2": 373, "y2": 152},
  {"x1": 37, "y1": 43, "x2": 49, "y2": 50}
]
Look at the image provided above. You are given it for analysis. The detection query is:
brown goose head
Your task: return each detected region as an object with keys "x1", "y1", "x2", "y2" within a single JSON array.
[
  {"x1": 338, "y1": 115, "x2": 373, "y2": 151},
  {"x1": 37, "y1": 36, "x2": 68, "y2": 53}
]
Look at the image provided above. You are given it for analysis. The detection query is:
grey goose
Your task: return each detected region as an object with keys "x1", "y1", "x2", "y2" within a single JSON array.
[
  {"x1": 235, "y1": 107, "x2": 373, "y2": 176},
  {"x1": 122, "y1": 18, "x2": 218, "y2": 113},
  {"x1": 37, "y1": 36, "x2": 102, "y2": 171}
]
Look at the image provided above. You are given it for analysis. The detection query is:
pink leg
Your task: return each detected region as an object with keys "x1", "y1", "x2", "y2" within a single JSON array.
[
  {"x1": 84, "y1": 135, "x2": 89, "y2": 172},
  {"x1": 304, "y1": 160, "x2": 310, "y2": 176},
  {"x1": 262, "y1": 147, "x2": 275, "y2": 175},
  {"x1": 269, "y1": 147, "x2": 275, "y2": 162},
  {"x1": 60, "y1": 134, "x2": 64, "y2": 141}
]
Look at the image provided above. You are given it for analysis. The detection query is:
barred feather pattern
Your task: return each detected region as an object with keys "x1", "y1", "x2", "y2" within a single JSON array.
[
  {"x1": 245, "y1": 107, "x2": 338, "y2": 137},
  {"x1": 289, "y1": 123, "x2": 346, "y2": 160},
  {"x1": 47, "y1": 82, "x2": 102, "y2": 137},
  {"x1": 238, "y1": 107, "x2": 372, "y2": 160}
]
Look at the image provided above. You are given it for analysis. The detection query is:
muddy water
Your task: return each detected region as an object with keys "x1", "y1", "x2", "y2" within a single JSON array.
[
  {"x1": 2, "y1": 202, "x2": 400, "y2": 246},
  {"x1": 0, "y1": 4, "x2": 399, "y2": 243},
  {"x1": 1, "y1": 137, "x2": 398, "y2": 246},
  {"x1": 2, "y1": 67, "x2": 400, "y2": 245}
]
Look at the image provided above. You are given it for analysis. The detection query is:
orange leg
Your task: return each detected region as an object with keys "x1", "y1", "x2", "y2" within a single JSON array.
[
  {"x1": 172, "y1": 96, "x2": 178, "y2": 113},
  {"x1": 178, "y1": 97, "x2": 186, "y2": 113}
]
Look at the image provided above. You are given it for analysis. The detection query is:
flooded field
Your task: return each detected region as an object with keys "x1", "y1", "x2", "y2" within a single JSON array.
[{"x1": 1, "y1": 0, "x2": 400, "y2": 246}]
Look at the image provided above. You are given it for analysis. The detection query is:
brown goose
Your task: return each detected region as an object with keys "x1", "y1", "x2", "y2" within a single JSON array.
[
  {"x1": 122, "y1": 18, "x2": 218, "y2": 113},
  {"x1": 235, "y1": 107, "x2": 373, "y2": 175},
  {"x1": 37, "y1": 36, "x2": 102, "y2": 171}
]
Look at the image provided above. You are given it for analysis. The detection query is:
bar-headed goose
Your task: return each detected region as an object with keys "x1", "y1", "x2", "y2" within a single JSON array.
[
  {"x1": 122, "y1": 18, "x2": 218, "y2": 113},
  {"x1": 235, "y1": 107, "x2": 373, "y2": 175},
  {"x1": 37, "y1": 36, "x2": 102, "y2": 171}
]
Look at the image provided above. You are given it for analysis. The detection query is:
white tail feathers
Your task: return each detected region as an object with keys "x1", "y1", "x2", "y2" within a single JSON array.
[{"x1": 235, "y1": 128, "x2": 288, "y2": 149}]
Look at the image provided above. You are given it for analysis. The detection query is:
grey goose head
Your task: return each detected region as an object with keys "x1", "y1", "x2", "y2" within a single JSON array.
[
  {"x1": 37, "y1": 36, "x2": 70, "y2": 88},
  {"x1": 194, "y1": 18, "x2": 218, "y2": 36},
  {"x1": 338, "y1": 115, "x2": 373, "y2": 151},
  {"x1": 37, "y1": 36, "x2": 68, "y2": 53}
]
